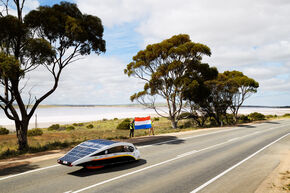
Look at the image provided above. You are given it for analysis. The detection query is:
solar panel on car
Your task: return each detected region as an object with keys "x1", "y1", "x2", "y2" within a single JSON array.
[{"x1": 60, "y1": 139, "x2": 118, "y2": 163}]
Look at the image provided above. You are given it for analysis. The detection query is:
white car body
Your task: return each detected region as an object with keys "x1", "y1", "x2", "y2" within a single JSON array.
[{"x1": 57, "y1": 139, "x2": 140, "y2": 168}]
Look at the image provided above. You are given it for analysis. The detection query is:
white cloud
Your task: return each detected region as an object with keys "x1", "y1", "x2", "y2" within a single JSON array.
[
  {"x1": 22, "y1": 55, "x2": 141, "y2": 105},
  {"x1": 0, "y1": 0, "x2": 39, "y2": 16},
  {"x1": 3, "y1": 0, "x2": 290, "y2": 105},
  {"x1": 76, "y1": 0, "x2": 150, "y2": 27},
  {"x1": 77, "y1": 0, "x2": 290, "y2": 105},
  {"x1": 24, "y1": 0, "x2": 39, "y2": 11}
]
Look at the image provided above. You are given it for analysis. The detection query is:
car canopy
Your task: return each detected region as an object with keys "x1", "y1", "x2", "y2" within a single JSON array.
[{"x1": 60, "y1": 139, "x2": 118, "y2": 163}]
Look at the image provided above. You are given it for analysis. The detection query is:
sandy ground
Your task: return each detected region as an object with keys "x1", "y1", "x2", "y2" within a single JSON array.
[
  {"x1": 0, "y1": 150, "x2": 66, "y2": 170},
  {"x1": 255, "y1": 149, "x2": 290, "y2": 193}
]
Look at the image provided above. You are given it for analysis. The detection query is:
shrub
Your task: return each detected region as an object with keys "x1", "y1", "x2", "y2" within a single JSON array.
[
  {"x1": 224, "y1": 114, "x2": 235, "y2": 125},
  {"x1": 0, "y1": 127, "x2": 9, "y2": 135},
  {"x1": 248, "y1": 112, "x2": 265, "y2": 121},
  {"x1": 86, "y1": 124, "x2": 94, "y2": 129},
  {"x1": 114, "y1": 118, "x2": 118, "y2": 120},
  {"x1": 154, "y1": 117, "x2": 160, "y2": 121},
  {"x1": 48, "y1": 124, "x2": 60, "y2": 131},
  {"x1": 238, "y1": 114, "x2": 250, "y2": 123},
  {"x1": 178, "y1": 112, "x2": 193, "y2": 120},
  {"x1": 116, "y1": 118, "x2": 131, "y2": 130},
  {"x1": 73, "y1": 123, "x2": 84, "y2": 126},
  {"x1": 28, "y1": 128, "x2": 43, "y2": 136},
  {"x1": 266, "y1": 115, "x2": 274, "y2": 119},
  {"x1": 283, "y1": 113, "x2": 290, "y2": 117},
  {"x1": 66, "y1": 126, "x2": 75, "y2": 131},
  {"x1": 182, "y1": 121, "x2": 192, "y2": 128},
  {"x1": 102, "y1": 118, "x2": 108, "y2": 121}
]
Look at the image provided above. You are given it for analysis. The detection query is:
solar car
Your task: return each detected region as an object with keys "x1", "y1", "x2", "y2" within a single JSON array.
[{"x1": 57, "y1": 139, "x2": 140, "y2": 169}]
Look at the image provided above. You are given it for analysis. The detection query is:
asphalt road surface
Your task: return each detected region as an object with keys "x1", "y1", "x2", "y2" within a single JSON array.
[{"x1": 0, "y1": 119, "x2": 289, "y2": 193}]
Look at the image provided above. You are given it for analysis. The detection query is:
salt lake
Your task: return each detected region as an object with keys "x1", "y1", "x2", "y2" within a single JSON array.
[{"x1": 1, "y1": 106, "x2": 290, "y2": 130}]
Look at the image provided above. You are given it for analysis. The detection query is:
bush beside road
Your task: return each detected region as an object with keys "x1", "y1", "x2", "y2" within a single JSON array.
[{"x1": 0, "y1": 113, "x2": 289, "y2": 160}]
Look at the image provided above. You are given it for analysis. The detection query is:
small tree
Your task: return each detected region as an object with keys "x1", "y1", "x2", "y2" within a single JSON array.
[
  {"x1": 224, "y1": 71, "x2": 259, "y2": 123},
  {"x1": 125, "y1": 34, "x2": 217, "y2": 128},
  {"x1": 0, "y1": 1, "x2": 105, "y2": 150},
  {"x1": 203, "y1": 73, "x2": 236, "y2": 125}
]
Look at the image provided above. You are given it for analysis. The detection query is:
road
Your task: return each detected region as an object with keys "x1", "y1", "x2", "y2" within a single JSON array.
[{"x1": 0, "y1": 119, "x2": 289, "y2": 193}]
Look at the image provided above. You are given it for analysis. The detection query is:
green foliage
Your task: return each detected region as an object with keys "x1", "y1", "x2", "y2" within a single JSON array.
[
  {"x1": 86, "y1": 124, "x2": 94, "y2": 129},
  {"x1": 48, "y1": 124, "x2": 60, "y2": 131},
  {"x1": 185, "y1": 70, "x2": 259, "y2": 126},
  {"x1": 0, "y1": 127, "x2": 9, "y2": 135},
  {"x1": 238, "y1": 114, "x2": 251, "y2": 123},
  {"x1": 0, "y1": 53, "x2": 23, "y2": 80},
  {"x1": 0, "y1": 140, "x2": 80, "y2": 159},
  {"x1": 224, "y1": 114, "x2": 235, "y2": 125},
  {"x1": 48, "y1": 124, "x2": 73, "y2": 131},
  {"x1": 24, "y1": 2, "x2": 106, "y2": 55},
  {"x1": 225, "y1": 71, "x2": 259, "y2": 122},
  {"x1": 248, "y1": 112, "x2": 265, "y2": 121},
  {"x1": 27, "y1": 128, "x2": 43, "y2": 136},
  {"x1": 178, "y1": 112, "x2": 195, "y2": 120},
  {"x1": 209, "y1": 117, "x2": 218, "y2": 127},
  {"x1": 125, "y1": 34, "x2": 217, "y2": 128},
  {"x1": 154, "y1": 117, "x2": 160, "y2": 121},
  {"x1": 73, "y1": 123, "x2": 84, "y2": 126},
  {"x1": 116, "y1": 118, "x2": 131, "y2": 130},
  {"x1": 283, "y1": 113, "x2": 290, "y2": 117},
  {"x1": 0, "y1": 1, "x2": 106, "y2": 151},
  {"x1": 180, "y1": 121, "x2": 193, "y2": 128},
  {"x1": 66, "y1": 126, "x2": 75, "y2": 131},
  {"x1": 114, "y1": 118, "x2": 118, "y2": 120}
]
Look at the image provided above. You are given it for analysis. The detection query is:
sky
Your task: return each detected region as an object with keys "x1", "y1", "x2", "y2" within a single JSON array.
[{"x1": 2, "y1": 0, "x2": 290, "y2": 106}]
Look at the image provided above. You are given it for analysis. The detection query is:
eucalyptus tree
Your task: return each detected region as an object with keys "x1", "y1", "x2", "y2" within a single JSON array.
[
  {"x1": 204, "y1": 73, "x2": 236, "y2": 125},
  {"x1": 0, "y1": 1, "x2": 105, "y2": 150},
  {"x1": 223, "y1": 71, "x2": 259, "y2": 123},
  {"x1": 124, "y1": 34, "x2": 217, "y2": 128},
  {"x1": 197, "y1": 71, "x2": 259, "y2": 126}
]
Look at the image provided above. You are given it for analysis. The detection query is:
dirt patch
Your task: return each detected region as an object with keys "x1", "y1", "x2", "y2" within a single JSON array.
[
  {"x1": 0, "y1": 150, "x2": 66, "y2": 170},
  {"x1": 255, "y1": 149, "x2": 290, "y2": 193}
]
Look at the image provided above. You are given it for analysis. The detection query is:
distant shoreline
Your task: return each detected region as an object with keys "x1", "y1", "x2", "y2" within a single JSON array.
[
  {"x1": 35, "y1": 104, "x2": 290, "y2": 108},
  {"x1": 2, "y1": 106, "x2": 290, "y2": 131}
]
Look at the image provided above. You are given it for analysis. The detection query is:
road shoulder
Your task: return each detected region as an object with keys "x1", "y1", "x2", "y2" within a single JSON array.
[{"x1": 255, "y1": 149, "x2": 290, "y2": 193}]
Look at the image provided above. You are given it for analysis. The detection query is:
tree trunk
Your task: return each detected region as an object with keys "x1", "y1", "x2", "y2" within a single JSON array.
[
  {"x1": 170, "y1": 118, "x2": 178, "y2": 129},
  {"x1": 233, "y1": 113, "x2": 237, "y2": 124},
  {"x1": 15, "y1": 120, "x2": 29, "y2": 151}
]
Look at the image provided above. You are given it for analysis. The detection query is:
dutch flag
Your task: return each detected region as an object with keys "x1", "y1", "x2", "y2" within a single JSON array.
[{"x1": 134, "y1": 116, "x2": 152, "y2": 130}]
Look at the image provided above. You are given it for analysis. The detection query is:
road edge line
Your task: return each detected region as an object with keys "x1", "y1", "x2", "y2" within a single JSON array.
[
  {"x1": 0, "y1": 164, "x2": 60, "y2": 181},
  {"x1": 190, "y1": 132, "x2": 290, "y2": 193}
]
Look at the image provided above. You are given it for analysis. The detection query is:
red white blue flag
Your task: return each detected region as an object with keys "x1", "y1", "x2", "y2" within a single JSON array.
[{"x1": 134, "y1": 116, "x2": 152, "y2": 129}]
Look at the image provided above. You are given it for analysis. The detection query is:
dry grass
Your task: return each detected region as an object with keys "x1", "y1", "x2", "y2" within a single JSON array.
[{"x1": 0, "y1": 117, "x2": 195, "y2": 159}]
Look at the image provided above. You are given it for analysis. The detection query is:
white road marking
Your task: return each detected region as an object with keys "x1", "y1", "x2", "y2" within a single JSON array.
[
  {"x1": 227, "y1": 130, "x2": 264, "y2": 142},
  {"x1": 190, "y1": 132, "x2": 290, "y2": 193},
  {"x1": 0, "y1": 122, "x2": 287, "y2": 182},
  {"x1": 71, "y1": 140, "x2": 229, "y2": 193},
  {"x1": 72, "y1": 126, "x2": 289, "y2": 193},
  {"x1": 177, "y1": 150, "x2": 198, "y2": 158},
  {"x1": 0, "y1": 164, "x2": 60, "y2": 181},
  {"x1": 138, "y1": 123, "x2": 286, "y2": 149},
  {"x1": 228, "y1": 137, "x2": 240, "y2": 142},
  {"x1": 138, "y1": 126, "x2": 247, "y2": 149},
  {"x1": 69, "y1": 128, "x2": 285, "y2": 193}
]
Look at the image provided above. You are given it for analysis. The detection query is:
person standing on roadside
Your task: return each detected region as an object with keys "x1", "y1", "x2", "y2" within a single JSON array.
[
  {"x1": 149, "y1": 119, "x2": 155, "y2": 136},
  {"x1": 129, "y1": 120, "x2": 135, "y2": 138}
]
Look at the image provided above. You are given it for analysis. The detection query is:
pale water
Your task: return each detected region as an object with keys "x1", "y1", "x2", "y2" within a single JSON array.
[{"x1": 1, "y1": 106, "x2": 289, "y2": 130}]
